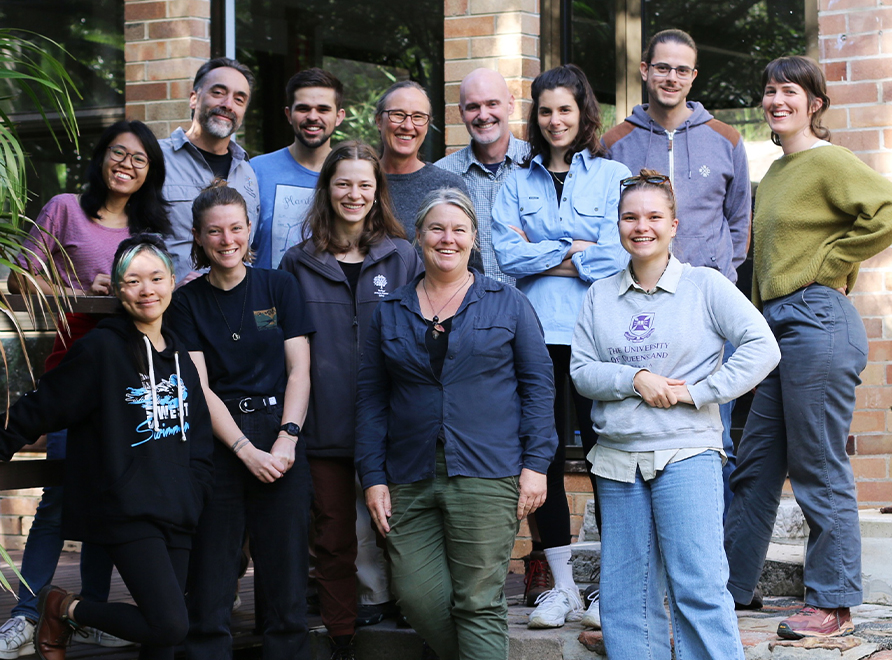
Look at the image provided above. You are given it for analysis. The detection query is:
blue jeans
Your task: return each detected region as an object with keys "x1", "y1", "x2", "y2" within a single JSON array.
[
  {"x1": 720, "y1": 341, "x2": 737, "y2": 520},
  {"x1": 184, "y1": 406, "x2": 311, "y2": 660},
  {"x1": 12, "y1": 430, "x2": 113, "y2": 621},
  {"x1": 598, "y1": 452, "x2": 743, "y2": 660},
  {"x1": 725, "y1": 285, "x2": 867, "y2": 608}
]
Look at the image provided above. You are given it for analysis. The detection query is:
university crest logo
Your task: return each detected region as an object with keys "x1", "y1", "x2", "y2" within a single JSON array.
[{"x1": 624, "y1": 312, "x2": 655, "y2": 342}]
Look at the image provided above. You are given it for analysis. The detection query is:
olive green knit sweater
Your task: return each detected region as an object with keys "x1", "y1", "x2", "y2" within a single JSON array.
[{"x1": 753, "y1": 144, "x2": 892, "y2": 307}]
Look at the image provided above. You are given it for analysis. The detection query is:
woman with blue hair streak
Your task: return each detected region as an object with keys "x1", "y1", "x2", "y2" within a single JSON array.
[{"x1": 0, "y1": 234, "x2": 214, "y2": 660}]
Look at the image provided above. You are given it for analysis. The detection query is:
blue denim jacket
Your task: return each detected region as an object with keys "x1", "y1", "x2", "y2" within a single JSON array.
[
  {"x1": 355, "y1": 271, "x2": 558, "y2": 488},
  {"x1": 491, "y1": 149, "x2": 631, "y2": 345}
]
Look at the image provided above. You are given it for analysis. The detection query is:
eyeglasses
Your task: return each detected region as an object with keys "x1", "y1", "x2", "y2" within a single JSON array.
[
  {"x1": 648, "y1": 63, "x2": 696, "y2": 80},
  {"x1": 620, "y1": 174, "x2": 673, "y2": 191},
  {"x1": 381, "y1": 110, "x2": 431, "y2": 127},
  {"x1": 107, "y1": 146, "x2": 149, "y2": 169}
]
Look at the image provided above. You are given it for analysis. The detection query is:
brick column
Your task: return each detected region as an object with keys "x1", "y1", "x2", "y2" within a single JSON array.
[
  {"x1": 443, "y1": 0, "x2": 540, "y2": 153},
  {"x1": 820, "y1": 0, "x2": 892, "y2": 504},
  {"x1": 124, "y1": 0, "x2": 211, "y2": 139}
]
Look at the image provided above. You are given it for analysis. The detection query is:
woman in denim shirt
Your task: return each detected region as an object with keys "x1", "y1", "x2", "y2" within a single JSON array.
[
  {"x1": 491, "y1": 64, "x2": 631, "y2": 629},
  {"x1": 356, "y1": 188, "x2": 558, "y2": 660}
]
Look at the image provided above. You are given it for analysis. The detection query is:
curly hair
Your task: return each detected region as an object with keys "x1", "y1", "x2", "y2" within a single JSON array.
[{"x1": 525, "y1": 64, "x2": 605, "y2": 168}]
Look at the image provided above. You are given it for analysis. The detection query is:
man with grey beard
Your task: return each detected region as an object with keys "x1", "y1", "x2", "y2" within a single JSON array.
[{"x1": 160, "y1": 57, "x2": 261, "y2": 284}]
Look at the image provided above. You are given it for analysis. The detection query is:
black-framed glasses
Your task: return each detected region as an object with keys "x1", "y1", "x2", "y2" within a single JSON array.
[
  {"x1": 107, "y1": 145, "x2": 149, "y2": 169},
  {"x1": 620, "y1": 174, "x2": 673, "y2": 192},
  {"x1": 648, "y1": 63, "x2": 696, "y2": 80},
  {"x1": 381, "y1": 109, "x2": 431, "y2": 127}
]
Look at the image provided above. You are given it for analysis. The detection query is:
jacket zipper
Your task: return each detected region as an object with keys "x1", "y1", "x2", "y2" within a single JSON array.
[{"x1": 666, "y1": 129, "x2": 676, "y2": 188}]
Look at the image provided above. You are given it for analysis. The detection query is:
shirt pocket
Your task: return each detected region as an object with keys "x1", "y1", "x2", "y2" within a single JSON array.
[
  {"x1": 164, "y1": 183, "x2": 205, "y2": 204},
  {"x1": 517, "y1": 196, "x2": 546, "y2": 236},
  {"x1": 471, "y1": 315, "x2": 515, "y2": 359},
  {"x1": 571, "y1": 194, "x2": 607, "y2": 243}
]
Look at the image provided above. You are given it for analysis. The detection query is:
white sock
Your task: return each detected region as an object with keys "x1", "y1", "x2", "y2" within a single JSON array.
[{"x1": 544, "y1": 545, "x2": 576, "y2": 593}]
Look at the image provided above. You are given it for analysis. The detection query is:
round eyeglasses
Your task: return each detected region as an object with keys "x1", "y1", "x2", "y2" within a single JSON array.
[{"x1": 107, "y1": 146, "x2": 149, "y2": 169}]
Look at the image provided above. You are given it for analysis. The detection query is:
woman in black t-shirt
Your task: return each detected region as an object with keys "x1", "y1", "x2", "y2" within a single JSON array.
[
  {"x1": 279, "y1": 141, "x2": 421, "y2": 657},
  {"x1": 168, "y1": 183, "x2": 314, "y2": 660}
]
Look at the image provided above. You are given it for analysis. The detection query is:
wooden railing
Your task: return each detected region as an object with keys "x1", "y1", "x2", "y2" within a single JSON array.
[{"x1": 0, "y1": 294, "x2": 120, "y2": 490}]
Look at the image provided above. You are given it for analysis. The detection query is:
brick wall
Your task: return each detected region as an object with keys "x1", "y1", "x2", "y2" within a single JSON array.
[
  {"x1": 819, "y1": 0, "x2": 892, "y2": 505},
  {"x1": 124, "y1": 0, "x2": 211, "y2": 138},
  {"x1": 443, "y1": 0, "x2": 540, "y2": 153}
]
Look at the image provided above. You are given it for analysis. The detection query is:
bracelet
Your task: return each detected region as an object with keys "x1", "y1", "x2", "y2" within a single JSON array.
[
  {"x1": 231, "y1": 435, "x2": 250, "y2": 455},
  {"x1": 277, "y1": 433, "x2": 299, "y2": 444}
]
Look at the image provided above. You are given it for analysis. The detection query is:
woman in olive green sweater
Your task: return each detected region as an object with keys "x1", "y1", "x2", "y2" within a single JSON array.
[{"x1": 724, "y1": 55, "x2": 892, "y2": 641}]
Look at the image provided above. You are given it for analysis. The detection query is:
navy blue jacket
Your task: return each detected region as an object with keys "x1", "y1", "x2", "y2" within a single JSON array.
[{"x1": 355, "y1": 271, "x2": 558, "y2": 488}]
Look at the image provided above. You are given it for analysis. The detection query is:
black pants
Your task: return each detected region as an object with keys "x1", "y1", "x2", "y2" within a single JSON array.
[
  {"x1": 75, "y1": 537, "x2": 189, "y2": 660},
  {"x1": 530, "y1": 345, "x2": 600, "y2": 549}
]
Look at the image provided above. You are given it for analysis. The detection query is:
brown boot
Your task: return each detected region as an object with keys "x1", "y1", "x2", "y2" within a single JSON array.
[
  {"x1": 36, "y1": 585, "x2": 79, "y2": 660},
  {"x1": 522, "y1": 551, "x2": 553, "y2": 607}
]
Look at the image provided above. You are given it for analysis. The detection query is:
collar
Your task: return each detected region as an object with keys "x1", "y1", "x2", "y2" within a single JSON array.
[
  {"x1": 529, "y1": 147, "x2": 597, "y2": 174},
  {"x1": 458, "y1": 134, "x2": 529, "y2": 175},
  {"x1": 168, "y1": 127, "x2": 247, "y2": 162},
  {"x1": 299, "y1": 236, "x2": 400, "y2": 279},
  {"x1": 394, "y1": 268, "x2": 500, "y2": 310},
  {"x1": 618, "y1": 254, "x2": 684, "y2": 296}
]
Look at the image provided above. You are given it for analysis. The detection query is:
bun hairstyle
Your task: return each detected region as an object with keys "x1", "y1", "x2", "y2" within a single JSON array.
[
  {"x1": 111, "y1": 233, "x2": 175, "y2": 295},
  {"x1": 762, "y1": 56, "x2": 831, "y2": 146},
  {"x1": 619, "y1": 168, "x2": 677, "y2": 219},
  {"x1": 190, "y1": 180, "x2": 254, "y2": 269}
]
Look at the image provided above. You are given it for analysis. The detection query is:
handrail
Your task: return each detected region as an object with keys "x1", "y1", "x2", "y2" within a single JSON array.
[
  {"x1": 0, "y1": 459, "x2": 63, "y2": 490},
  {"x1": 4, "y1": 294, "x2": 120, "y2": 315}
]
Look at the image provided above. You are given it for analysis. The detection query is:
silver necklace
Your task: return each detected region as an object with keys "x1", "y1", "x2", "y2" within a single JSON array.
[
  {"x1": 209, "y1": 269, "x2": 249, "y2": 341},
  {"x1": 421, "y1": 273, "x2": 471, "y2": 340}
]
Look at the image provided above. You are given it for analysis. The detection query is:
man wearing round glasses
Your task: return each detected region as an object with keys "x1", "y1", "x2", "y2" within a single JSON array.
[
  {"x1": 602, "y1": 29, "x2": 751, "y2": 522},
  {"x1": 374, "y1": 81, "x2": 470, "y2": 243}
]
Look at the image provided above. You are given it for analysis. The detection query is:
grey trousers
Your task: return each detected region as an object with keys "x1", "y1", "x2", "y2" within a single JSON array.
[{"x1": 724, "y1": 285, "x2": 867, "y2": 608}]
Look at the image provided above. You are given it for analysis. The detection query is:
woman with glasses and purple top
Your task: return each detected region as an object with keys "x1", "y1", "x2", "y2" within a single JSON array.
[
  {"x1": 570, "y1": 169, "x2": 779, "y2": 660},
  {"x1": 2, "y1": 120, "x2": 171, "y2": 658}
]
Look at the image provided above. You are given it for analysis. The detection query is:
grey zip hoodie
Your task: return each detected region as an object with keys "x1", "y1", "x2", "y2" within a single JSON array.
[
  {"x1": 602, "y1": 103, "x2": 751, "y2": 283},
  {"x1": 570, "y1": 257, "x2": 779, "y2": 451}
]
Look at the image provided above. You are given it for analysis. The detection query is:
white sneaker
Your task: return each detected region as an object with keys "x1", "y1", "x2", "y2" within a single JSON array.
[
  {"x1": 581, "y1": 589, "x2": 601, "y2": 630},
  {"x1": 0, "y1": 616, "x2": 35, "y2": 659},
  {"x1": 528, "y1": 587, "x2": 583, "y2": 628},
  {"x1": 80, "y1": 626, "x2": 135, "y2": 648}
]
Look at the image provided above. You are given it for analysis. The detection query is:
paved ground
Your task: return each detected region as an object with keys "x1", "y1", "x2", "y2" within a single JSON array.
[{"x1": 3, "y1": 551, "x2": 892, "y2": 658}]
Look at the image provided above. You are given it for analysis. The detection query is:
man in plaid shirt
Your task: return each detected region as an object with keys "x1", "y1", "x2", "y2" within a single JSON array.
[{"x1": 437, "y1": 68, "x2": 529, "y2": 285}]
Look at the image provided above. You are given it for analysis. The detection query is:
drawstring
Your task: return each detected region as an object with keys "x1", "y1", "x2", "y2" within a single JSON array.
[
  {"x1": 684, "y1": 119, "x2": 692, "y2": 179},
  {"x1": 645, "y1": 120, "x2": 654, "y2": 168},
  {"x1": 142, "y1": 335, "x2": 160, "y2": 433},
  {"x1": 174, "y1": 352, "x2": 186, "y2": 442}
]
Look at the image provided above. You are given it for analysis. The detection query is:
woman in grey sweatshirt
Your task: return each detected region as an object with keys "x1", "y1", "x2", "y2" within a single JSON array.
[{"x1": 569, "y1": 169, "x2": 780, "y2": 660}]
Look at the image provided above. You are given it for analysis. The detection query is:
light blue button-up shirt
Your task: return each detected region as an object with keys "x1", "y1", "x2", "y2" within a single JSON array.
[{"x1": 491, "y1": 149, "x2": 631, "y2": 344}]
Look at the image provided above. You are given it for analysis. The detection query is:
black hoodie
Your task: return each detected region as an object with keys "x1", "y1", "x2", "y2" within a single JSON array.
[{"x1": 0, "y1": 316, "x2": 214, "y2": 548}]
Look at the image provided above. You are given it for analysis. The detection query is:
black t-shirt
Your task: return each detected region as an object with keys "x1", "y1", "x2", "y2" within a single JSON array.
[
  {"x1": 549, "y1": 170, "x2": 567, "y2": 206},
  {"x1": 424, "y1": 316, "x2": 453, "y2": 380},
  {"x1": 338, "y1": 260, "x2": 363, "y2": 296},
  {"x1": 196, "y1": 147, "x2": 233, "y2": 181},
  {"x1": 168, "y1": 268, "x2": 315, "y2": 400}
]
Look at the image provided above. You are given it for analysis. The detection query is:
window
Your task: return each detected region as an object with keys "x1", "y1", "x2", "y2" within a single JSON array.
[
  {"x1": 233, "y1": 0, "x2": 446, "y2": 160},
  {"x1": 0, "y1": 1, "x2": 125, "y2": 220}
]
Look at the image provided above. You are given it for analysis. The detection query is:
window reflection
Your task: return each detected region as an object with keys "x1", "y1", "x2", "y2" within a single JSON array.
[{"x1": 234, "y1": 0, "x2": 445, "y2": 160}]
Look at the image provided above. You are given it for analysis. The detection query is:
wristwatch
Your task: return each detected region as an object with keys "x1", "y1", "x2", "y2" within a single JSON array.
[{"x1": 279, "y1": 422, "x2": 301, "y2": 437}]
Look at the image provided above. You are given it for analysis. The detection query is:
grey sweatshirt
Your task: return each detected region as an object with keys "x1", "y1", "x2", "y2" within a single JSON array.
[{"x1": 570, "y1": 256, "x2": 780, "y2": 451}]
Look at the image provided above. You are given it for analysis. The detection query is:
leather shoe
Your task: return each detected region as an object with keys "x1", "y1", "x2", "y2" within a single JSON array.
[{"x1": 36, "y1": 585, "x2": 78, "y2": 660}]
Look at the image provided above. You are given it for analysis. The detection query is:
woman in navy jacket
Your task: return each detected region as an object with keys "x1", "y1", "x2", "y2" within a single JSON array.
[
  {"x1": 279, "y1": 141, "x2": 422, "y2": 656},
  {"x1": 356, "y1": 188, "x2": 557, "y2": 660}
]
